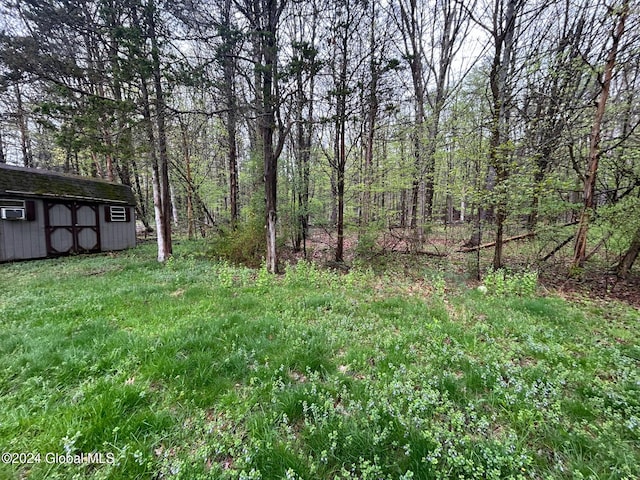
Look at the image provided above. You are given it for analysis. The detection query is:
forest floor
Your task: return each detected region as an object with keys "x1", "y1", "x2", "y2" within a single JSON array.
[
  {"x1": 540, "y1": 267, "x2": 640, "y2": 309},
  {"x1": 290, "y1": 225, "x2": 640, "y2": 309}
]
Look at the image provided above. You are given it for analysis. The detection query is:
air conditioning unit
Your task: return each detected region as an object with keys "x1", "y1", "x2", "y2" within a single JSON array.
[{"x1": 1, "y1": 207, "x2": 26, "y2": 220}]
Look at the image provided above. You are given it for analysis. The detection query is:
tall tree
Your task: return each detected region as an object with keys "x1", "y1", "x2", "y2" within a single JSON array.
[
  {"x1": 236, "y1": 0, "x2": 288, "y2": 272},
  {"x1": 486, "y1": 0, "x2": 519, "y2": 270},
  {"x1": 572, "y1": 0, "x2": 630, "y2": 269},
  {"x1": 219, "y1": 0, "x2": 242, "y2": 227},
  {"x1": 359, "y1": 1, "x2": 400, "y2": 231},
  {"x1": 521, "y1": 1, "x2": 593, "y2": 231},
  {"x1": 461, "y1": 0, "x2": 524, "y2": 270},
  {"x1": 323, "y1": 0, "x2": 365, "y2": 262},
  {"x1": 146, "y1": 0, "x2": 173, "y2": 261},
  {"x1": 393, "y1": 0, "x2": 471, "y2": 245},
  {"x1": 287, "y1": 0, "x2": 321, "y2": 254},
  {"x1": 572, "y1": 0, "x2": 631, "y2": 270},
  {"x1": 393, "y1": 0, "x2": 427, "y2": 242},
  {"x1": 423, "y1": 0, "x2": 471, "y2": 221},
  {"x1": 360, "y1": 0, "x2": 381, "y2": 230},
  {"x1": 0, "y1": 127, "x2": 5, "y2": 164}
]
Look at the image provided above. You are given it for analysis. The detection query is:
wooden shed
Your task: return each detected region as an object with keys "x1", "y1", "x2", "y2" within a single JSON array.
[{"x1": 0, "y1": 163, "x2": 136, "y2": 262}]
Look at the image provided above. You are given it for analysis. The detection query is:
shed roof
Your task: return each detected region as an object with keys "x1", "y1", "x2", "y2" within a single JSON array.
[{"x1": 0, "y1": 163, "x2": 136, "y2": 205}]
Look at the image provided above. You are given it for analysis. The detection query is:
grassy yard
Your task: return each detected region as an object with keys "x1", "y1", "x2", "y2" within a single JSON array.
[{"x1": 0, "y1": 242, "x2": 638, "y2": 479}]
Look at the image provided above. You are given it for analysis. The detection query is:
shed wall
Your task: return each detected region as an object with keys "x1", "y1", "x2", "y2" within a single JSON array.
[
  {"x1": 99, "y1": 206, "x2": 136, "y2": 251},
  {"x1": 0, "y1": 200, "x2": 47, "y2": 261}
]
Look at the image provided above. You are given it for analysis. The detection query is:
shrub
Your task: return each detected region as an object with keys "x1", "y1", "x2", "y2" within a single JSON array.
[
  {"x1": 355, "y1": 223, "x2": 385, "y2": 260},
  {"x1": 208, "y1": 214, "x2": 266, "y2": 267},
  {"x1": 482, "y1": 268, "x2": 538, "y2": 296}
]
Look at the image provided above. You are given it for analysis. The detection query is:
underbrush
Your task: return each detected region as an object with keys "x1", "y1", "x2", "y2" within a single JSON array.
[
  {"x1": 0, "y1": 243, "x2": 638, "y2": 479},
  {"x1": 206, "y1": 213, "x2": 267, "y2": 267}
]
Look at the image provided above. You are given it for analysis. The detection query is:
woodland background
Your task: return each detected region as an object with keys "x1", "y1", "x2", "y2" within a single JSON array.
[{"x1": 0, "y1": 0, "x2": 638, "y2": 278}]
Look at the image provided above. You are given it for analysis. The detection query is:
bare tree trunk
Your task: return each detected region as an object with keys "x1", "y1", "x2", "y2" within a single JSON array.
[
  {"x1": 293, "y1": 92, "x2": 304, "y2": 251},
  {"x1": 424, "y1": 0, "x2": 463, "y2": 221},
  {"x1": 572, "y1": 0, "x2": 629, "y2": 270},
  {"x1": 264, "y1": 122, "x2": 278, "y2": 273},
  {"x1": 492, "y1": 0, "x2": 518, "y2": 270},
  {"x1": 170, "y1": 182, "x2": 179, "y2": 227},
  {"x1": 15, "y1": 85, "x2": 33, "y2": 168},
  {"x1": 290, "y1": 6, "x2": 317, "y2": 254},
  {"x1": 186, "y1": 181, "x2": 194, "y2": 239},
  {"x1": 227, "y1": 106, "x2": 239, "y2": 227},
  {"x1": 133, "y1": 2, "x2": 171, "y2": 262},
  {"x1": 244, "y1": 0, "x2": 286, "y2": 273},
  {"x1": 330, "y1": 0, "x2": 351, "y2": 263},
  {"x1": 221, "y1": 0, "x2": 240, "y2": 228},
  {"x1": 179, "y1": 120, "x2": 195, "y2": 239},
  {"x1": 293, "y1": 76, "x2": 313, "y2": 254},
  {"x1": 297, "y1": 104, "x2": 312, "y2": 255},
  {"x1": 361, "y1": 107, "x2": 376, "y2": 230},
  {"x1": 397, "y1": 0, "x2": 426, "y2": 245},
  {"x1": 330, "y1": 171, "x2": 338, "y2": 227},
  {"x1": 410, "y1": 118, "x2": 425, "y2": 246},
  {"x1": 140, "y1": 78, "x2": 167, "y2": 260},
  {"x1": 445, "y1": 129, "x2": 455, "y2": 225},
  {"x1": 148, "y1": 1, "x2": 172, "y2": 261},
  {"x1": 336, "y1": 166, "x2": 345, "y2": 262},
  {"x1": 617, "y1": 226, "x2": 640, "y2": 278},
  {"x1": 361, "y1": 1, "x2": 379, "y2": 230},
  {"x1": 335, "y1": 90, "x2": 347, "y2": 262},
  {"x1": 263, "y1": 23, "x2": 277, "y2": 273},
  {"x1": 90, "y1": 151, "x2": 104, "y2": 178},
  {"x1": 131, "y1": 158, "x2": 152, "y2": 232},
  {"x1": 0, "y1": 128, "x2": 6, "y2": 163}
]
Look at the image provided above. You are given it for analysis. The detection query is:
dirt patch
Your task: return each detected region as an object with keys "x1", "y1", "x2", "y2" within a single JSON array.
[{"x1": 539, "y1": 265, "x2": 640, "y2": 309}]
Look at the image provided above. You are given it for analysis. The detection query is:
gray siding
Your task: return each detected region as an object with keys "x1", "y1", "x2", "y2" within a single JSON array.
[
  {"x1": 99, "y1": 206, "x2": 136, "y2": 251},
  {"x1": 0, "y1": 201, "x2": 47, "y2": 261},
  {"x1": 0, "y1": 201, "x2": 135, "y2": 261}
]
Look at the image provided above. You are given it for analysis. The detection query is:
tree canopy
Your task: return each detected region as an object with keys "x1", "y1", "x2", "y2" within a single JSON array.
[{"x1": 1, "y1": 0, "x2": 638, "y2": 275}]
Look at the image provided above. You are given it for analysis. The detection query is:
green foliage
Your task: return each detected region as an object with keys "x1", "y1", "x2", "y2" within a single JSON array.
[
  {"x1": 283, "y1": 259, "x2": 334, "y2": 288},
  {"x1": 355, "y1": 223, "x2": 384, "y2": 260},
  {"x1": 594, "y1": 196, "x2": 640, "y2": 255},
  {"x1": 0, "y1": 244, "x2": 638, "y2": 479},
  {"x1": 208, "y1": 213, "x2": 266, "y2": 267},
  {"x1": 482, "y1": 268, "x2": 538, "y2": 297}
]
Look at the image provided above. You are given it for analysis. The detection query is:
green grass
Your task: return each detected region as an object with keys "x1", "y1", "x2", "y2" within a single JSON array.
[{"x1": 0, "y1": 242, "x2": 638, "y2": 479}]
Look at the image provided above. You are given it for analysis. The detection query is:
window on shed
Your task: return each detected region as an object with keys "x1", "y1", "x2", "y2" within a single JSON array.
[
  {"x1": 0, "y1": 199, "x2": 36, "y2": 221},
  {"x1": 105, "y1": 206, "x2": 130, "y2": 222}
]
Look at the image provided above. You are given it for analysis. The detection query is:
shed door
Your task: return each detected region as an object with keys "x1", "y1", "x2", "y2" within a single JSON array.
[{"x1": 44, "y1": 202, "x2": 101, "y2": 255}]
